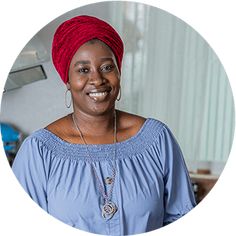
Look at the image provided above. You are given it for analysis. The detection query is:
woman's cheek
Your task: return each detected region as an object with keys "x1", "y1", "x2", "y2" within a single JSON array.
[{"x1": 71, "y1": 77, "x2": 87, "y2": 89}]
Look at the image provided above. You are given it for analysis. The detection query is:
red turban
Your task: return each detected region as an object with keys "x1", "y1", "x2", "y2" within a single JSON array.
[{"x1": 52, "y1": 15, "x2": 124, "y2": 84}]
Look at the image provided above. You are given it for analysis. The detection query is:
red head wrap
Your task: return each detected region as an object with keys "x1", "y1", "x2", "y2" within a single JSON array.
[{"x1": 52, "y1": 15, "x2": 124, "y2": 84}]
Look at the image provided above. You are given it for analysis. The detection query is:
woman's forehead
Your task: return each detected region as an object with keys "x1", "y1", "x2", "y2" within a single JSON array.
[{"x1": 72, "y1": 40, "x2": 116, "y2": 62}]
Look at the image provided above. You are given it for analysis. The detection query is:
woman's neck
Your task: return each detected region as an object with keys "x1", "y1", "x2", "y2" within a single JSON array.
[{"x1": 72, "y1": 109, "x2": 117, "y2": 137}]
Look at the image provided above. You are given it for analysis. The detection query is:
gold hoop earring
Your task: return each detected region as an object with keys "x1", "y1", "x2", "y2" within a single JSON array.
[
  {"x1": 116, "y1": 89, "x2": 121, "y2": 101},
  {"x1": 65, "y1": 89, "x2": 72, "y2": 108}
]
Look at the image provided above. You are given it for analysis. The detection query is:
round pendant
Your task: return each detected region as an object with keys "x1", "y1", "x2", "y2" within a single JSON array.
[{"x1": 102, "y1": 201, "x2": 117, "y2": 220}]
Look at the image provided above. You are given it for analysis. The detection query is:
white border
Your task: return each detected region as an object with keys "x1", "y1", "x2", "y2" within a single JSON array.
[{"x1": 0, "y1": 0, "x2": 235, "y2": 235}]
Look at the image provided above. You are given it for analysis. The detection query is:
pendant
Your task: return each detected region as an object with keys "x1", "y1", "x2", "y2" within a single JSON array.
[{"x1": 102, "y1": 201, "x2": 117, "y2": 220}]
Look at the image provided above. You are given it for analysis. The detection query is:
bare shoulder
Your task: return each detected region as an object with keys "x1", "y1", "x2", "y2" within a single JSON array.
[
  {"x1": 117, "y1": 110, "x2": 146, "y2": 137},
  {"x1": 45, "y1": 114, "x2": 72, "y2": 137}
]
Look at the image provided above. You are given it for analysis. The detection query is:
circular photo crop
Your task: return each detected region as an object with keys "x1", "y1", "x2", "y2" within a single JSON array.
[{"x1": 0, "y1": 1, "x2": 234, "y2": 235}]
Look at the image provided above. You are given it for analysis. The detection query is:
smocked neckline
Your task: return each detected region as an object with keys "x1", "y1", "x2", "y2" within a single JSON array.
[
  {"x1": 42, "y1": 118, "x2": 150, "y2": 148},
  {"x1": 32, "y1": 118, "x2": 165, "y2": 161}
]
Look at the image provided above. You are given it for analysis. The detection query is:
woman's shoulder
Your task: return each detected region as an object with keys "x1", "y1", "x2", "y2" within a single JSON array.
[
  {"x1": 118, "y1": 110, "x2": 166, "y2": 128},
  {"x1": 45, "y1": 114, "x2": 71, "y2": 134},
  {"x1": 117, "y1": 110, "x2": 144, "y2": 140},
  {"x1": 19, "y1": 115, "x2": 71, "y2": 148},
  {"x1": 117, "y1": 110, "x2": 165, "y2": 142},
  {"x1": 44, "y1": 114, "x2": 76, "y2": 143},
  {"x1": 118, "y1": 110, "x2": 146, "y2": 129}
]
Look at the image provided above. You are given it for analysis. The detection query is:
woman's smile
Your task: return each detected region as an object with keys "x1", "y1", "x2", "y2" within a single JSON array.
[
  {"x1": 89, "y1": 91, "x2": 109, "y2": 101},
  {"x1": 87, "y1": 86, "x2": 112, "y2": 101}
]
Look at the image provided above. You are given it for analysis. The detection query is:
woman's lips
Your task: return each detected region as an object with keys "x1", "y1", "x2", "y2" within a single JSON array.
[{"x1": 87, "y1": 89, "x2": 111, "y2": 102}]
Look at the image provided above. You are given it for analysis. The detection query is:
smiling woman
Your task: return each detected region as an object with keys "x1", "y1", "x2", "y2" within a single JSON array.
[
  {"x1": 67, "y1": 39, "x2": 120, "y2": 116},
  {"x1": 11, "y1": 15, "x2": 196, "y2": 235}
]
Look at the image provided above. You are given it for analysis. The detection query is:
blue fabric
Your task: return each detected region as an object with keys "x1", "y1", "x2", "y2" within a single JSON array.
[{"x1": 12, "y1": 118, "x2": 196, "y2": 235}]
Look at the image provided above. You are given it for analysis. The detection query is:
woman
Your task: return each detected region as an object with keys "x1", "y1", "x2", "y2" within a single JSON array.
[{"x1": 12, "y1": 15, "x2": 196, "y2": 235}]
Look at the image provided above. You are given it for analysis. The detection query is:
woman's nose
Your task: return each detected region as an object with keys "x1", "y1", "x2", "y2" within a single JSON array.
[{"x1": 88, "y1": 70, "x2": 105, "y2": 86}]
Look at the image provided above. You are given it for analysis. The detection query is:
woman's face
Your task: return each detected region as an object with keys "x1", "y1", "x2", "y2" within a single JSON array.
[{"x1": 68, "y1": 40, "x2": 120, "y2": 116}]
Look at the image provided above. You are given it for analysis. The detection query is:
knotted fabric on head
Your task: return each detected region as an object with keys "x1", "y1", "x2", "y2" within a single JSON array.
[{"x1": 52, "y1": 15, "x2": 124, "y2": 84}]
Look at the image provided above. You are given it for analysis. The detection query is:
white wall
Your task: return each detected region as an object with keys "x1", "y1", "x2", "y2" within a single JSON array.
[{"x1": 0, "y1": 61, "x2": 70, "y2": 135}]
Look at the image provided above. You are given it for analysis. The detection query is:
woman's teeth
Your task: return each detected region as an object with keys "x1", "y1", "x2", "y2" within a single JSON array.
[
  {"x1": 88, "y1": 91, "x2": 109, "y2": 101},
  {"x1": 89, "y1": 92, "x2": 107, "y2": 97}
]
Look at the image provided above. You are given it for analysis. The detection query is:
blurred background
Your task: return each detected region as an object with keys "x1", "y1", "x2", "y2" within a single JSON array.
[{"x1": 0, "y1": 1, "x2": 234, "y2": 203}]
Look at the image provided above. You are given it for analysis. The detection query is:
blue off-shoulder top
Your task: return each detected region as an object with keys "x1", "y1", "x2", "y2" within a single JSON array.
[{"x1": 12, "y1": 118, "x2": 196, "y2": 235}]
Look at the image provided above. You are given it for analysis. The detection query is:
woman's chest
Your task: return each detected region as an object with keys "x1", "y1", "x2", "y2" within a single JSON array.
[{"x1": 46, "y1": 157, "x2": 165, "y2": 229}]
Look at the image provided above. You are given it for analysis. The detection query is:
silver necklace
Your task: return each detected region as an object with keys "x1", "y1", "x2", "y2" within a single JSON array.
[{"x1": 71, "y1": 111, "x2": 118, "y2": 220}]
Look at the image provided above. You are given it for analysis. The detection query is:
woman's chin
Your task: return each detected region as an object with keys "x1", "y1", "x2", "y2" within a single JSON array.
[{"x1": 86, "y1": 103, "x2": 115, "y2": 116}]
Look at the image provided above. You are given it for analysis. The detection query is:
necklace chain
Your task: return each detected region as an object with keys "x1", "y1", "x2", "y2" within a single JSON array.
[{"x1": 71, "y1": 111, "x2": 117, "y2": 204}]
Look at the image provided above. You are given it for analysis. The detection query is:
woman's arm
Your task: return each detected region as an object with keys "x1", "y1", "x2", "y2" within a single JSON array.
[{"x1": 12, "y1": 136, "x2": 49, "y2": 211}]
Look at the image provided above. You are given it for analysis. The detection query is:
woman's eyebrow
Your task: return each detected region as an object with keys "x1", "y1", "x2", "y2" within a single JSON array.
[
  {"x1": 100, "y1": 57, "x2": 114, "y2": 62},
  {"x1": 73, "y1": 57, "x2": 114, "y2": 67},
  {"x1": 74, "y1": 60, "x2": 90, "y2": 67}
]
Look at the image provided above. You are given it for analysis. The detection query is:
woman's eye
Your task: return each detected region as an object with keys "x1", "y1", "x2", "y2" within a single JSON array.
[
  {"x1": 78, "y1": 68, "x2": 89, "y2": 74},
  {"x1": 101, "y1": 64, "x2": 114, "y2": 72}
]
